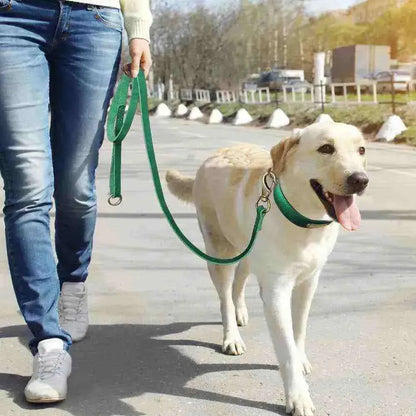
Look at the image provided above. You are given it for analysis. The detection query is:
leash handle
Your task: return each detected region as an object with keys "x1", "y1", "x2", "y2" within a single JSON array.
[
  {"x1": 107, "y1": 71, "x2": 268, "y2": 265},
  {"x1": 107, "y1": 75, "x2": 140, "y2": 204}
]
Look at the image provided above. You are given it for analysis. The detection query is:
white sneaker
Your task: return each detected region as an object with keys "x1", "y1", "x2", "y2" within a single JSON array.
[
  {"x1": 24, "y1": 338, "x2": 71, "y2": 403},
  {"x1": 59, "y1": 282, "x2": 89, "y2": 342}
]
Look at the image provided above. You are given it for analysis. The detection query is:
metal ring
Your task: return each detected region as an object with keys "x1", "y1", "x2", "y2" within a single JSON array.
[
  {"x1": 256, "y1": 196, "x2": 272, "y2": 213},
  {"x1": 108, "y1": 195, "x2": 123, "y2": 206}
]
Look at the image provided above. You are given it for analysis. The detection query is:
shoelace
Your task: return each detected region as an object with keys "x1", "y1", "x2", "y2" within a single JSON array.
[
  {"x1": 38, "y1": 352, "x2": 66, "y2": 379},
  {"x1": 60, "y1": 291, "x2": 85, "y2": 322}
]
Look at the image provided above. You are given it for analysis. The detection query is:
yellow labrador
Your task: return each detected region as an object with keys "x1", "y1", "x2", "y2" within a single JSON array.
[{"x1": 166, "y1": 121, "x2": 368, "y2": 416}]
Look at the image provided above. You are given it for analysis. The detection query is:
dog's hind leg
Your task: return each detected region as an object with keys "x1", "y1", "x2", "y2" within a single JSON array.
[
  {"x1": 233, "y1": 259, "x2": 250, "y2": 327},
  {"x1": 198, "y1": 208, "x2": 246, "y2": 355},
  {"x1": 208, "y1": 261, "x2": 246, "y2": 355},
  {"x1": 292, "y1": 272, "x2": 320, "y2": 376}
]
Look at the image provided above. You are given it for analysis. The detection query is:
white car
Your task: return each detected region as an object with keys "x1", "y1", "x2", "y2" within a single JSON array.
[{"x1": 375, "y1": 71, "x2": 411, "y2": 93}]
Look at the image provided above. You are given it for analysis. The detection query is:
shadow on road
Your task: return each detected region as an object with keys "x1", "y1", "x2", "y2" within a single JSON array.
[
  {"x1": 361, "y1": 210, "x2": 416, "y2": 221},
  {"x1": 0, "y1": 323, "x2": 283, "y2": 416}
]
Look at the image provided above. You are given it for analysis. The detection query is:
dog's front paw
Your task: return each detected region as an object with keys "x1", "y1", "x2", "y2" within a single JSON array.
[
  {"x1": 286, "y1": 387, "x2": 315, "y2": 416},
  {"x1": 236, "y1": 305, "x2": 249, "y2": 327},
  {"x1": 222, "y1": 334, "x2": 246, "y2": 355}
]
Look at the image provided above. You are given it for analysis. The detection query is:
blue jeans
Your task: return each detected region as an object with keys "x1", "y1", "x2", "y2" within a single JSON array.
[{"x1": 0, "y1": 0, "x2": 122, "y2": 354}]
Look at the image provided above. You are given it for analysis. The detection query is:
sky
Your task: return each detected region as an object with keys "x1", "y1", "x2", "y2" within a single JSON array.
[
  {"x1": 304, "y1": 0, "x2": 361, "y2": 14},
  {"x1": 162, "y1": 0, "x2": 362, "y2": 15}
]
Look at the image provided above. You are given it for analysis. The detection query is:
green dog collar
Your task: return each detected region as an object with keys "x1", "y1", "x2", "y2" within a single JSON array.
[{"x1": 273, "y1": 180, "x2": 333, "y2": 229}]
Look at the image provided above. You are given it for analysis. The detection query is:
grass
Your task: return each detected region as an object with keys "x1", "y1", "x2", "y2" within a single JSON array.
[{"x1": 284, "y1": 104, "x2": 416, "y2": 145}]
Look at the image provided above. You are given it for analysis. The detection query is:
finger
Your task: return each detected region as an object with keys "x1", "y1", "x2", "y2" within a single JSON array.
[
  {"x1": 122, "y1": 63, "x2": 131, "y2": 77},
  {"x1": 142, "y1": 62, "x2": 152, "y2": 78},
  {"x1": 141, "y1": 52, "x2": 152, "y2": 78},
  {"x1": 130, "y1": 53, "x2": 141, "y2": 78}
]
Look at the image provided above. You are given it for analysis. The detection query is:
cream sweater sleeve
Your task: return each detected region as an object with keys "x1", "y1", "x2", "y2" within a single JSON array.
[{"x1": 120, "y1": 0, "x2": 153, "y2": 42}]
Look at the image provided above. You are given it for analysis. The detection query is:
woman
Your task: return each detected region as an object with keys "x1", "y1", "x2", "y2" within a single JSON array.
[{"x1": 0, "y1": 0, "x2": 152, "y2": 403}]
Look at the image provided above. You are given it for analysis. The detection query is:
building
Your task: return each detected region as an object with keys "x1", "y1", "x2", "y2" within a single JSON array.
[{"x1": 348, "y1": 0, "x2": 407, "y2": 24}]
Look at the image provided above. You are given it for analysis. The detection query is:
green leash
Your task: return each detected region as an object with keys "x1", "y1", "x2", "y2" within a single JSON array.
[
  {"x1": 107, "y1": 71, "x2": 140, "y2": 205},
  {"x1": 107, "y1": 72, "x2": 268, "y2": 265},
  {"x1": 106, "y1": 72, "x2": 332, "y2": 264}
]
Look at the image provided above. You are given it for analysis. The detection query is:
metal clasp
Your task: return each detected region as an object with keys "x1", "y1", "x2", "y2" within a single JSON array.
[
  {"x1": 256, "y1": 169, "x2": 277, "y2": 213},
  {"x1": 108, "y1": 195, "x2": 123, "y2": 206}
]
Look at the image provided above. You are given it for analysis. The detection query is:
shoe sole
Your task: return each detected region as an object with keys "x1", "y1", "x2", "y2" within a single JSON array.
[{"x1": 26, "y1": 397, "x2": 66, "y2": 404}]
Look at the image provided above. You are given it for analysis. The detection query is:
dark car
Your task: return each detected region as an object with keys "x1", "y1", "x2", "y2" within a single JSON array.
[
  {"x1": 242, "y1": 74, "x2": 260, "y2": 91},
  {"x1": 257, "y1": 71, "x2": 284, "y2": 91},
  {"x1": 257, "y1": 70, "x2": 305, "y2": 91}
]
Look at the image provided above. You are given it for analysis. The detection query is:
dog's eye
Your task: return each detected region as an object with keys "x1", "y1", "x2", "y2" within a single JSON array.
[
  {"x1": 317, "y1": 144, "x2": 335, "y2": 155},
  {"x1": 359, "y1": 146, "x2": 366, "y2": 155}
]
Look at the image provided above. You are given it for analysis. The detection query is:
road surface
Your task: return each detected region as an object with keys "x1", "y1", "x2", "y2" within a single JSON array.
[{"x1": 0, "y1": 117, "x2": 415, "y2": 416}]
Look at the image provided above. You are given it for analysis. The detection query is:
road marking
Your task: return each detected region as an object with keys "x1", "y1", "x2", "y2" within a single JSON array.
[
  {"x1": 180, "y1": 131, "x2": 207, "y2": 138},
  {"x1": 372, "y1": 166, "x2": 416, "y2": 178}
]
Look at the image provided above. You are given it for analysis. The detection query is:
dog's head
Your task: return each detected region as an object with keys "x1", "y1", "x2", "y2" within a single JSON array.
[{"x1": 270, "y1": 121, "x2": 368, "y2": 231}]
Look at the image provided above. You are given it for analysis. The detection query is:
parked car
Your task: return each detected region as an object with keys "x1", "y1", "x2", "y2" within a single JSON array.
[
  {"x1": 375, "y1": 70, "x2": 411, "y2": 93},
  {"x1": 257, "y1": 71, "x2": 285, "y2": 91},
  {"x1": 284, "y1": 80, "x2": 312, "y2": 93},
  {"x1": 242, "y1": 74, "x2": 260, "y2": 91},
  {"x1": 257, "y1": 70, "x2": 305, "y2": 91}
]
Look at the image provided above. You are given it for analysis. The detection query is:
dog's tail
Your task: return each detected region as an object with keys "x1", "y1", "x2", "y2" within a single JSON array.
[{"x1": 166, "y1": 170, "x2": 195, "y2": 203}]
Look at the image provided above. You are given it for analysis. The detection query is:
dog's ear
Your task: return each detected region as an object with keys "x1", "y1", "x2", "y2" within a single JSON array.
[{"x1": 270, "y1": 136, "x2": 300, "y2": 176}]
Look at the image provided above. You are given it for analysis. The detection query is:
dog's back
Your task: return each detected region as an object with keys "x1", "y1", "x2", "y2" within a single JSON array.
[{"x1": 166, "y1": 144, "x2": 271, "y2": 248}]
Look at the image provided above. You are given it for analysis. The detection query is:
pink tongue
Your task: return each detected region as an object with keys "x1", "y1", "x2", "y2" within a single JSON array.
[{"x1": 333, "y1": 195, "x2": 361, "y2": 231}]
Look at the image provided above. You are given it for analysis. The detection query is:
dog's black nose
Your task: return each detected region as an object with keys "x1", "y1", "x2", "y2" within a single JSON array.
[{"x1": 347, "y1": 172, "x2": 369, "y2": 193}]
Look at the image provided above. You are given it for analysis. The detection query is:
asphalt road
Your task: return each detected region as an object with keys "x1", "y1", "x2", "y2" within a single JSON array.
[{"x1": 0, "y1": 117, "x2": 416, "y2": 416}]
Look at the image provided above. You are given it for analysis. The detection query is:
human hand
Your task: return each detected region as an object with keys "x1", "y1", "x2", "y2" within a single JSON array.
[{"x1": 123, "y1": 38, "x2": 152, "y2": 79}]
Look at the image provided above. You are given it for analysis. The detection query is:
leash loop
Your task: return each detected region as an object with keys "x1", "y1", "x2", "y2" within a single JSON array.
[{"x1": 107, "y1": 75, "x2": 141, "y2": 201}]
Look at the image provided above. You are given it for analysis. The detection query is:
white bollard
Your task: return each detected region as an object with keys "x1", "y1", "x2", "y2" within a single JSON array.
[
  {"x1": 233, "y1": 108, "x2": 253, "y2": 126},
  {"x1": 168, "y1": 75, "x2": 174, "y2": 101},
  {"x1": 266, "y1": 109, "x2": 290, "y2": 129},
  {"x1": 175, "y1": 104, "x2": 188, "y2": 117},
  {"x1": 376, "y1": 115, "x2": 407, "y2": 142},
  {"x1": 208, "y1": 108, "x2": 223, "y2": 124},
  {"x1": 155, "y1": 103, "x2": 172, "y2": 117},
  {"x1": 188, "y1": 106, "x2": 204, "y2": 121},
  {"x1": 314, "y1": 52, "x2": 326, "y2": 105},
  {"x1": 315, "y1": 114, "x2": 334, "y2": 124}
]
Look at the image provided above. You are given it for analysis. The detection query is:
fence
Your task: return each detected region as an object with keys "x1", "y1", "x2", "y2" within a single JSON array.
[
  {"x1": 216, "y1": 90, "x2": 237, "y2": 104},
  {"x1": 282, "y1": 85, "x2": 315, "y2": 104},
  {"x1": 194, "y1": 89, "x2": 211, "y2": 103},
  {"x1": 329, "y1": 83, "x2": 378, "y2": 105},
  {"x1": 280, "y1": 82, "x2": 379, "y2": 106},
  {"x1": 240, "y1": 88, "x2": 271, "y2": 104},
  {"x1": 159, "y1": 78, "x2": 411, "y2": 116},
  {"x1": 180, "y1": 89, "x2": 193, "y2": 101}
]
